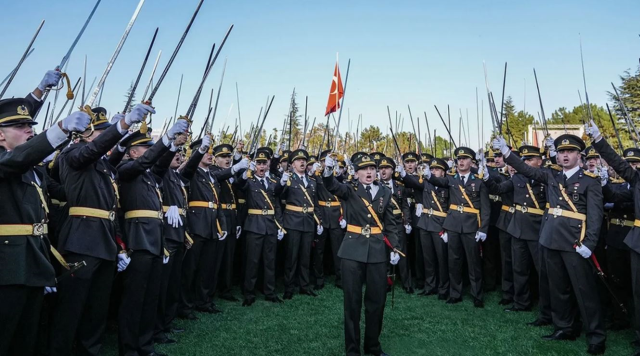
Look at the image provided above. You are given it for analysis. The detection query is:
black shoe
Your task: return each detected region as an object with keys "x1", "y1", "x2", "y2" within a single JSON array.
[
  {"x1": 283, "y1": 292, "x2": 293, "y2": 300},
  {"x1": 504, "y1": 307, "x2": 531, "y2": 312},
  {"x1": 586, "y1": 344, "x2": 606, "y2": 355},
  {"x1": 542, "y1": 330, "x2": 576, "y2": 341},
  {"x1": 404, "y1": 287, "x2": 415, "y2": 294},
  {"x1": 177, "y1": 311, "x2": 198, "y2": 321},
  {"x1": 242, "y1": 298, "x2": 255, "y2": 306},
  {"x1": 315, "y1": 284, "x2": 325, "y2": 290},
  {"x1": 473, "y1": 299, "x2": 484, "y2": 308},
  {"x1": 220, "y1": 294, "x2": 239, "y2": 302},
  {"x1": 446, "y1": 297, "x2": 462, "y2": 304},
  {"x1": 266, "y1": 296, "x2": 284, "y2": 303},
  {"x1": 527, "y1": 319, "x2": 551, "y2": 327},
  {"x1": 300, "y1": 289, "x2": 318, "y2": 297},
  {"x1": 437, "y1": 294, "x2": 448, "y2": 301},
  {"x1": 498, "y1": 298, "x2": 513, "y2": 305},
  {"x1": 418, "y1": 289, "x2": 437, "y2": 296},
  {"x1": 154, "y1": 336, "x2": 177, "y2": 345},
  {"x1": 164, "y1": 323, "x2": 186, "y2": 334},
  {"x1": 335, "y1": 283, "x2": 342, "y2": 290}
]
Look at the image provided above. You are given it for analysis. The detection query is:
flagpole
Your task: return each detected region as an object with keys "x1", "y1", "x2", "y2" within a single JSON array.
[{"x1": 334, "y1": 58, "x2": 350, "y2": 150}]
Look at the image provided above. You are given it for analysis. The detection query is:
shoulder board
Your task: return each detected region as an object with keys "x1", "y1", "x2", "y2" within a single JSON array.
[
  {"x1": 500, "y1": 170, "x2": 509, "y2": 177},
  {"x1": 269, "y1": 178, "x2": 277, "y2": 183},
  {"x1": 550, "y1": 164, "x2": 562, "y2": 172},
  {"x1": 447, "y1": 171, "x2": 456, "y2": 176},
  {"x1": 583, "y1": 170, "x2": 598, "y2": 179},
  {"x1": 609, "y1": 177, "x2": 626, "y2": 184},
  {"x1": 473, "y1": 174, "x2": 482, "y2": 180},
  {"x1": 396, "y1": 181, "x2": 404, "y2": 187}
]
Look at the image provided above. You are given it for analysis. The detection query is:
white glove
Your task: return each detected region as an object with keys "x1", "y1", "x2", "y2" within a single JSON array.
[
  {"x1": 236, "y1": 226, "x2": 242, "y2": 239},
  {"x1": 447, "y1": 159, "x2": 454, "y2": 168},
  {"x1": 475, "y1": 231, "x2": 487, "y2": 242},
  {"x1": 312, "y1": 162, "x2": 322, "y2": 173},
  {"x1": 249, "y1": 160, "x2": 256, "y2": 171},
  {"x1": 404, "y1": 224, "x2": 412, "y2": 234},
  {"x1": 317, "y1": 225, "x2": 324, "y2": 235},
  {"x1": 111, "y1": 113, "x2": 125, "y2": 125},
  {"x1": 604, "y1": 203, "x2": 614, "y2": 210},
  {"x1": 232, "y1": 157, "x2": 249, "y2": 174},
  {"x1": 545, "y1": 136, "x2": 555, "y2": 149},
  {"x1": 167, "y1": 119, "x2": 188, "y2": 139},
  {"x1": 575, "y1": 244, "x2": 592, "y2": 259},
  {"x1": 277, "y1": 229, "x2": 285, "y2": 241},
  {"x1": 280, "y1": 171, "x2": 290, "y2": 186},
  {"x1": 125, "y1": 103, "x2": 155, "y2": 125},
  {"x1": 44, "y1": 286, "x2": 57, "y2": 295},
  {"x1": 117, "y1": 252, "x2": 131, "y2": 272},
  {"x1": 482, "y1": 165, "x2": 490, "y2": 181},
  {"x1": 440, "y1": 231, "x2": 448, "y2": 243},
  {"x1": 492, "y1": 136, "x2": 510, "y2": 156},
  {"x1": 61, "y1": 111, "x2": 92, "y2": 132},
  {"x1": 390, "y1": 252, "x2": 400, "y2": 265},
  {"x1": 165, "y1": 205, "x2": 183, "y2": 228},
  {"x1": 163, "y1": 255, "x2": 170, "y2": 264},
  {"x1": 415, "y1": 203, "x2": 423, "y2": 217},
  {"x1": 117, "y1": 131, "x2": 132, "y2": 152},
  {"x1": 199, "y1": 135, "x2": 213, "y2": 154},
  {"x1": 585, "y1": 120, "x2": 602, "y2": 142},
  {"x1": 599, "y1": 168, "x2": 608, "y2": 187},
  {"x1": 348, "y1": 166, "x2": 355, "y2": 176},
  {"x1": 279, "y1": 142, "x2": 286, "y2": 153},
  {"x1": 218, "y1": 231, "x2": 228, "y2": 241},
  {"x1": 325, "y1": 155, "x2": 335, "y2": 168},
  {"x1": 38, "y1": 70, "x2": 62, "y2": 91},
  {"x1": 339, "y1": 218, "x2": 347, "y2": 229},
  {"x1": 423, "y1": 164, "x2": 432, "y2": 179},
  {"x1": 43, "y1": 151, "x2": 57, "y2": 164},
  {"x1": 396, "y1": 164, "x2": 406, "y2": 178}
]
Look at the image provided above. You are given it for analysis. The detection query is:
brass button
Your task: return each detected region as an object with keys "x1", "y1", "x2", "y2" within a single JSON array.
[
  {"x1": 367, "y1": 214, "x2": 371, "y2": 218},
  {"x1": 4, "y1": 241, "x2": 8, "y2": 244}
]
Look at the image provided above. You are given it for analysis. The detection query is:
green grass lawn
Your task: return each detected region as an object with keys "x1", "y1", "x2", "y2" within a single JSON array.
[{"x1": 102, "y1": 279, "x2": 636, "y2": 356}]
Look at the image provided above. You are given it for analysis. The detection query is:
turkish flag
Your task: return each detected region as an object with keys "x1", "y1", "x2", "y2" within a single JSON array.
[{"x1": 325, "y1": 62, "x2": 344, "y2": 116}]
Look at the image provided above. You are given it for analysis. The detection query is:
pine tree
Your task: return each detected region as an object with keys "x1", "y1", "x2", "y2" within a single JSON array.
[{"x1": 123, "y1": 81, "x2": 136, "y2": 113}]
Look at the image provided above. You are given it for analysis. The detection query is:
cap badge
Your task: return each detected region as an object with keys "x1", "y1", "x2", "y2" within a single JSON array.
[
  {"x1": 17, "y1": 105, "x2": 29, "y2": 116},
  {"x1": 223, "y1": 147, "x2": 229, "y2": 152},
  {"x1": 589, "y1": 148, "x2": 595, "y2": 155},
  {"x1": 458, "y1": 149, "x2": 464, "y2": 155},
  {"x1": 629, "y1": 151, "x2": 635, "y2": 157},
  {"x1": 523, "y1": 148, "x2": 529, "y2": 154},
  {"x1": 362, "y1": 156, "x2": 371, "y2": 162},
  {"x1": 562, "y1": 139, "x2": 569, "y2": 145},
  {"x1": 259, "y1": 152, "x2": 265, "y2": 158}
]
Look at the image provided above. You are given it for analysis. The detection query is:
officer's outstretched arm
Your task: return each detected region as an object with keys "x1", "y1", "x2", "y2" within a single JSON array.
[
  {"x1": 485, "y1": 176, "x2": 513, "y2": 195},
  {"x1": 505, "y1": 153, "x2": 548, "y2": 184},
  {"x1": 117, "y1": 139, "x2": 170, "y2": 181},
  {"x1": 322, "y1": 173, "x2": 350, "y2": 200},
  {"x1": 401, "y1": 173, "x2": 425, "y2": 191},
  {"x1": 593, "y1": 138, "x2": 639, "y2": 186},
  {"x1": 427, "y1": 174, "x2": 449, "y2": 188}
]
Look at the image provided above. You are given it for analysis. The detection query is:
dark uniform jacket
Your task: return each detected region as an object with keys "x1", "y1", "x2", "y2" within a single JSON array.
[
  {"x1": 602, "y1": 179, "x2": 634, "y2": 250},
  {"x1": 156, "y1": 151, "x2": 188, "y2": 247},
  {"x1": 380, "y1": 179, "x2": 410, "y2": 227},
  {"x1": 487, "y1": 167, "x2": 506, "y2": 225},
  {"x1": 428, "y1": 172, "x2": 491, "y2": 234},
  {"x1": 505, "y1": 153, "x2": 603, "y2": 252},
  {"x1": 57, "y1": 123, "x2": 124, "y2": 261},
  {"x1": 236, "y1": 171, "x2": 283, "y2": 236},
  {"x1": 117, "y1": 140, "x2": 172, "y2": 256},
  {"x1": 401, "y1": 174, "x2": 448, "y2": 233},
  {"x1": 593, "y1": 138, "x2": 640, "y2": 253},
  {"x1": 210, "y1": 166, "x2": 238, "y2": 230},
  {"x1": 0, "y1": 132, "x2": 62, "y2": 286},
  {"x1": 274, "y1": 172, "x2": 319, "y2": 233},
  {"x1": 323, "y1": 175, "x2": 399, "y2": 263},
  {"x1": 180, "y1": 150, "x2": 227, "y2": 239},
  {"x1": 315, "y1": 173, "x2": 344, "y2": 229}
]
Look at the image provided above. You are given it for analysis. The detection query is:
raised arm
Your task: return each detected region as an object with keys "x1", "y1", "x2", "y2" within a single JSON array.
[
  {"x1": 67, "y1": 123, "x2": 126, "y2": 170},
  {"x1": 117, "y1": 139, "x2": 170, "y2": 181},
  {"x1": 322, "y1": 172, "x2": 351, "y2": 200},
  {"x1": 592, "y1": 138, "x2": 639, "y2": 186},
  {"x1": 484, "y1": 176, "x2": 514, "y2": 195},
  {"x1": 401, "y1": 173, "x2": 426, "y2": 191},
  {"x1": 504, "y1": 153, "x2": 549, "y2": 184}
]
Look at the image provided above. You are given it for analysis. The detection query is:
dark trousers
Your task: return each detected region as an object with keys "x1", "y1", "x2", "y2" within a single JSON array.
[
  {"x1": 50, "y1": 254, "x2": 115, "y2": 356},
  {"x1": 448, "y1": 231, "x2": 483, "y2": 301},
  {"x1": 155, "y1": 243, "x2": 184, "y2": 340},
  {"x1": 511, "y1": 237, "x2": 539, "y2": 309},
  {"x1": 244, "y1": 232, "x2": 277, "y2": 299},
  {"x1": 0, "y1": 285, "x2": 44, "y2": 356},
  {"x1": 498, "y1": 229, "x2": 514, "y2": 302},
  {"x1": 219, "y1": 224, "x2": 238, "y2": 297},
  {"x1": 284, "y1": 229, "x2": 314, "y2": 293},
  {"x1": 606, "y1": 245, "x2": 631, "y2": 326},
  {"x1": 541, "y1": 246, "x2": 606, "y2": 346},
  {"x1": 482, "y1": 225, "x2": 501, "y2": 291},
  {"x1": 179, "y1": 235, "x2": 210, "y2": 313},
  {"x1": 396, "y1": 229, "x2": 412, "y2": 289},
  {"x1": 413, "y1": 228, "x2": 425, "y2": 289},
  {"x1": 202, "y1": 237, "x2": 225, "y2": 304},
  {"x1": 631, "y1": 250, "x2": 640, "y2": 343},
  {"x1": 342, "y1": 259, "x2": 387, "y2": 356},
  {"x1": 420, "y1": 229, "x2": 449, "y2": 296},
  {"x1": 118, "y1": 250, "x2": 162, "y2": 356},
  {"x1": 313, "y1": 227, "x2": 344, "y2": 288}
]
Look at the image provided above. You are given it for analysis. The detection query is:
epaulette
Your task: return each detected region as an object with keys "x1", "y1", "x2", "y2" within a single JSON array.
[
  {"x1": 583, "y1": 170, "x2": 598, "y2": 179},
  {"x1": 396, "y1": 181, "x2": 404, "y2": 187},
  {"x1": 549, "y1": 164, "x2": 562, "y2": 172},
  {"x1": 500, "y1": 170, "x2": 509, "y2": 177},
  {"x1": 447, "y1": 171, "x2": 456, "y2": 176},
  {"x1": 609, "y1": 177, "x2": 625, "y2": 184},
  {"x1": 473, "y1": 174, "x2": 482, "y2": 180},
  {"x1": 269, "y1": 178, "x2": 277, "y2": 183}
]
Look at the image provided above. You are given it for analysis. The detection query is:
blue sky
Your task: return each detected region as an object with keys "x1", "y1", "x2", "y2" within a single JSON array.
[{"x1": 1, "y1": 0, "x2": 638, "y2": 149}]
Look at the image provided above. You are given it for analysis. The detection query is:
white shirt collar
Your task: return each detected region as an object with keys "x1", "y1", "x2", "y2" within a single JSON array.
[{"x1": 563, "y1": 165, "x2": 580, "y2": 180}]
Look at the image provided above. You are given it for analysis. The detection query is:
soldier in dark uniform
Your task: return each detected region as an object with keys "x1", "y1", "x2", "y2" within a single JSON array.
[
  {"x1": 154, "y1": 147, "x2": 189, "y2": 345},
  {"x1": 378, "y1": 157, "x2": 413, "y2": 293},
  {"x1": 275, "y1": 148, "x2": 322, "y2": 299},
  {"x1": 484, "y1": 149, "x2": 508, "y2": 296},
  {"x1": 401, "y1": 152, "x2": 423, "y2": 291},
  {"x1": 322, "y1": 153, "x2": 400, "y2": 356},
  {"x1": 422, "y1": 147, "x2": 491, "y2": 307},
  {"x1": 400, "y1": 157, "x2": 450, "y2": 300},
  {"x1": 212, "y1": 143, "x2": 249, "y2": 302},
  {"x1": 177, "y1": 135, "x2": 228, "y2": 318},
  {"x1": 116, "y1": 119, "x2": 188, "y2": 356},
  {"x1": 495, "y1": 133, "x2": 606, "y2": 355},
  {"x1": 50, "y1": 104, "x2": 151, "y2": 355},
  {"x1": 0, "y1": 96, "x2": 90, "y2": 356},
  {"x1": 237, "y1": 148, "x2": 285, "y2": 306},
  {"x1": 314, "y1": 149, "x2": 346, "y2": 290}
]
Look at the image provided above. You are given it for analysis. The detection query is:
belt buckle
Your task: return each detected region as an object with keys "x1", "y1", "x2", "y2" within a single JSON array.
[
  {"x1": 181, "y1": 208, "x2": 187, "y2": 216},
  {"x1": 521, "y1": 206, "x2": 528, "y2": 213},
  {"x1": 302, "y1": 206, "x2": 309, "y2": 213},
  {"x1": 262, "y1": 209, "x2": 269, "y2": 215},
  {"x1": 108, "y1": 211, "x2": 116, "y2": 221},
  {"x1": 553, "y1": 208, "x2": 562, "y2": 218},
  {"x1": 457, "y1": 205, "x2": 464, "y2": 213},
  {"x1": 226, "y1": 203, "x2": 232, "y2": 210},
  {"x1": 208, "y1": 202, "x2": 214, "y2": 209},
  {"x1": 33, "y1": 223, "x2": 45, "y2": 236},
  {"x1": 362, "y1": 224, "x2": 371, "y2": 238},
  {"x1": 427, "y1": 208, "x2": 434, "y2": 216},
  {"x1": 158, "y1": 211, "x2": 164, "y2": 219},
  {"x1": 325, "y1": 202, "x2": 332, "y2": 208},
  {"x1": 613, "y1": 218, "x2": 621, "y2": 225},
  {"x1": 508, "y1": 207, "x2": 515, "y2": 213}
]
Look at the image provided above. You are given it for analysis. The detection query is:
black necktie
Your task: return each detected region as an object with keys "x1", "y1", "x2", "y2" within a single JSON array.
[
  {"x1": 260, "y1": 178, "x2": 267, "y2": 189},
  {"x1": 461, "y1": 176, "x2": 466, "y2": 185},
  {"x1": 562, "y1": 174, "x2": 568, "y2": 186},
  {"x1": 365, "y1": 185, "x2": 372, "y2": 200}
]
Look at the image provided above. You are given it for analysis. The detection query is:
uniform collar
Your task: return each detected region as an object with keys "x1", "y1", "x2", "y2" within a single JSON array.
[{"x1": 563, "y1": 165, "x2": 580, "y2": 180}]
